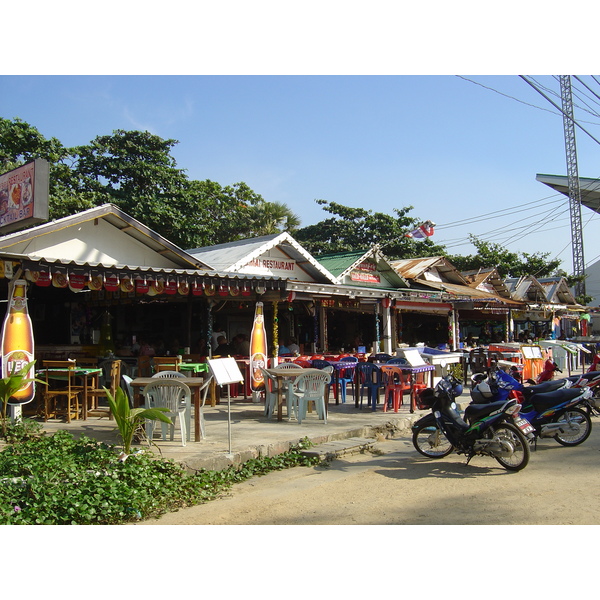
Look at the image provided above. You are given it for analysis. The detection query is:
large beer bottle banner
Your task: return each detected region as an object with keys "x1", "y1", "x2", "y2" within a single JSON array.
[
  {"x1": 1, "y1": 279, "x2": 35, "y2": 404},
  {"x1": 249, "y1": 301, "x2": 267, "y2": 391}
]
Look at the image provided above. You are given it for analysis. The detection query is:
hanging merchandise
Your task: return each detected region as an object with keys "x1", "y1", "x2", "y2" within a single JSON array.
[
  {"x1": 1, "y1": 279, "x2": 35, "y2": 404},
  {"x1": 250, "y1": 302, "x2": 268, "y2": 393},
  {"x1": 272, "y1": 301, "x2": 279, "y2": 358}
]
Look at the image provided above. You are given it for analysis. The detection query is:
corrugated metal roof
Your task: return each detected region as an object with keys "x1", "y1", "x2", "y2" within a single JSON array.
[
  {"x1": 414, "y1": 279, "x2": 523, "y2": 305},
  {"x1": 0, "y1": 203, "x2": 208, "y2": 270},
  {"x1": 317, "y1": 246, "x2": 408, "y2": 287},
  {"x1": 187, "y1": 232, "x2": 337, "y2": 283},
  {"x1": 391, "y1": 257, "x2": 467, "y2": 284},
  {"x1": 461, "y1": 267, "x2": 511, "y2": 298},
  {"x1": 317, "y1": 250, "x2": 369, "y2": 278}
]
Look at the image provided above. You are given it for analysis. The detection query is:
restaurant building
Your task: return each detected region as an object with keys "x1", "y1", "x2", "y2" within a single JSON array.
[{"x1": 0, "y1": 204, "x2": 285, "y2": 361}]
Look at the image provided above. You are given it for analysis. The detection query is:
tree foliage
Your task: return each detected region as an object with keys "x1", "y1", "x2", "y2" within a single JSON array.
[
  {"x1": 294, "y1": 199, "x2": 447, "y2": 259},
  {"x1": 0, "y1": 118, "x2": 298, "y2": 249},
  {"x1": 446, "y1": 235, "x2": 561, "y2": 279}
]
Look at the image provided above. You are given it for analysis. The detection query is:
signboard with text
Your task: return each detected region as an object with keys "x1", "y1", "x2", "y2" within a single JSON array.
[{"x1": 0, "y1": 159, "x2": 49, "y2": 234}]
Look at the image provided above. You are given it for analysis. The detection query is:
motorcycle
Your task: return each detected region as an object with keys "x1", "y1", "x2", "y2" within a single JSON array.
[
  {"x1": 412, "y1": 375, "x2": 532, "y2": 472},
  {"x1": 536, "y1": 358, "x2": 561, "y2": 383},
  {"x1": 471, "y1": 369, "x2": 594, "y2": 447}
]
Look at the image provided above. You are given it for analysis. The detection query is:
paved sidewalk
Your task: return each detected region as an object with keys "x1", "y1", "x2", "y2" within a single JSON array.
[{"x1": 35, "y1": 392, "x2": 432, "y2": 471}]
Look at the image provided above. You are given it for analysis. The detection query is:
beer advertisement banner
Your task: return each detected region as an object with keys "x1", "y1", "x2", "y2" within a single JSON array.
[
  {"x1": 1, "y1": 280, "x2": 35, "y2": 404},
  {"x1": 249, "y1": 301, "x2": 267, "y2": 391},
  {"x1": 0, "y1": 159, "x2": 49, "y2": 234}
]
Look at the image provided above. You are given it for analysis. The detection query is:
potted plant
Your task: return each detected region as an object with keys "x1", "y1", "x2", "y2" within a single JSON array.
[
  {"x1": 104, "y1": 386, "x2": 172, "y2": 456},
  {"x1": 0, "y1": 361, "x2": 45, "y2": 439}
]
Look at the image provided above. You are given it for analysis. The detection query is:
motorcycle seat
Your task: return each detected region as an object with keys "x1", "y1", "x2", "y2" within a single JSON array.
[
  {"x1": 528, "y1": 387, "x2": 585, "y2": 412},
  {"x1": 567, "y1": 372, "x2": 600, "y2": 383},
  {"x1": 464, "y1": 400, "x2": 509, "y2": 423},
  {"x1": 522, "y1": 380, "x2": 565, "y2": 398}
]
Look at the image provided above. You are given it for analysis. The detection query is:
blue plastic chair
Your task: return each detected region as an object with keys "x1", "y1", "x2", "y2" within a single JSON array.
[
  {"x1": 386, "y1": 357, "x2": 408, "y2": 365},
  {"x1": 311, "y1": 359, "x2": 334, "y2": 401},
  {"x1": 334, "y1": 356, "x2": 358, "y2": 404},
  {"x1": 355, "y1": 362, "x2": 383, "y2": 410}
]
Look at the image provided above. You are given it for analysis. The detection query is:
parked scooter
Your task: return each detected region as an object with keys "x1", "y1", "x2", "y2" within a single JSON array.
[
  {"x1": 471, "y1": 369, "x2": 594, "y2": 447},
  {"x1": 412, "y1": 375, "x2": 532, "y2": 471},
  {"x1": 536, "y1": 358, "x2": 561, "y2": 383}
]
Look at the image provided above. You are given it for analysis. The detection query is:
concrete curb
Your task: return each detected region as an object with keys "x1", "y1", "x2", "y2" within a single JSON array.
[{"x1": 179, "y1": 413, "x2": 419, "y2": 472}]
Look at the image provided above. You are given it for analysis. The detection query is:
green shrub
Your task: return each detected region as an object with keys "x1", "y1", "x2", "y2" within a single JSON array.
[{"x1": 0, "y1": 431, "x2": 321, "y2": 524}]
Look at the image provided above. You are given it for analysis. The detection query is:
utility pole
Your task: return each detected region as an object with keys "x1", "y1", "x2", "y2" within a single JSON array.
[{"x1": 559, "y1": 75, "x2": 586, "y2": 299}]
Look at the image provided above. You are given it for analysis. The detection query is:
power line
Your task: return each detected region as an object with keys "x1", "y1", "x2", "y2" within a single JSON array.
[{"x1": 519, "y1": 75, "x2": 600, "y2": 148}]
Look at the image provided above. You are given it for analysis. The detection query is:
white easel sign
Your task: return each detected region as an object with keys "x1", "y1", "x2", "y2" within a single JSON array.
[{"x1": 207, "y1": 358, "x2": 244, "y2": 456}]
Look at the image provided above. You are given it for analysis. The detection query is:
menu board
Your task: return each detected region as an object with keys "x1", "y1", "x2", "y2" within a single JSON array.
[
  {"x1": 208, "y1": 357, "x2": 244, "y2": 386},
  {"x1": 521, "y1": 345, "x2": 543, "y2": 359}
]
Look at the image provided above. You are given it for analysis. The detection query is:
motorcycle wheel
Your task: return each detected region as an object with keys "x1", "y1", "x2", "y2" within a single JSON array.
[
  {"x1": 412, "y1": 423, "x2": 453, "y2": 458},
  {"x1": 489, "y1": 423, "x2": 530, "y2": 472},
  {"x1": 555, "y1": 407, "x2": 592, "y2": 446}
]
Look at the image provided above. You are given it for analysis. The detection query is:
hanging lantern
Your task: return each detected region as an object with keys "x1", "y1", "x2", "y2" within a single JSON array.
[
  {"x1": 229, "y1": 284, "x2": 240, "y2": 297},
  {"x1": 241, "y1": 283, "x2": 252, "y2": 297},
  {"x1": 35, "y1": 271, "x2": 52, "y2": 287},
  {"x1": 88, "y1": 275, "x2": 103, "y2": 291},
  {"x1": 52, "y1": 272, "x2": 68, "y2": 288},
  {"x1": 147, "y1": 280, "x2": 164, "y2": 296},
  {"x1": 120, "y1": 278, "x2": 134, "y2": 293},
  {"x1": 164, "y1": 279, "x2": 177, "y2": 295},
  {"x1": 204, "y1": 282, "x2": 216, "y2": 296},
  {"x1": 104, "y1": 274, "x2": 119, "y2": 292},
  {"x1": 286, "y1": 291, "x2": 296, "y2": 303},
  {"x1": 68, "y1": 273, "x2": 87, "y2": 292},
  {"x1": 218, "y1": 284, "x2": 229, "y2": 297},
  {"x1": 135, "y1": 278, "x2": 149, "y2": 294},
  {"x1": 192, "y1": 281, "x2": 203, "y2": 296}
]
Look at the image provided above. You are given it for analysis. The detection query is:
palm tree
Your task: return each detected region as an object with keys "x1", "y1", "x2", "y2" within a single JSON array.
[{"x1": 248, "y1": 201, "x2": 301, "y2": 236}]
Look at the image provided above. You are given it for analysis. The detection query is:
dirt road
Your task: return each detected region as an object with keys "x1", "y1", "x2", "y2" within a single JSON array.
[{"x1": 142, "y1": 424, "x2": 600, "y2": 525}]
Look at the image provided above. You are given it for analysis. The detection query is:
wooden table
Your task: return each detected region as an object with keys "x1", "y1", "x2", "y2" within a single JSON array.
[
  {"x1": 37, "y1": 368, "x2": 103, "y2": 420},
  {"x1": 131, "y1": 375, "x2": 212, "y2": 442},
  {"x1": 265, "y1": 367, "x2": 323, "y2": 421}
]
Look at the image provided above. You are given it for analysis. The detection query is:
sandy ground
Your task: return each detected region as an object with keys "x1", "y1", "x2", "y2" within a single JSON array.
[{"x1": 141, "y1": 422, "x2": 600, "y2": 526}]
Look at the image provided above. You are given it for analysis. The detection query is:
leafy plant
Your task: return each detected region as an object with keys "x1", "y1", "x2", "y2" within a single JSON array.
[
  {"x1": 104, "y1": 386, "x2": 172, "y2": 455},
  {"x1": 0, "y1": 361, "x2": 45, "y2": 439},
  {"x1": 0, "y1": 432, "x2": 322, "y2": 524}
]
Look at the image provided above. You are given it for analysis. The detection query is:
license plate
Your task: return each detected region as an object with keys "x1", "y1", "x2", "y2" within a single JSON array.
[{"x1": 514, "y1": 417, "x2": 535, "y2": 435}]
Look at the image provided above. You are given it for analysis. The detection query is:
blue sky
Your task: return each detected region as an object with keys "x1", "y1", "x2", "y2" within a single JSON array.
[{"x1": 4, "y1": 3, "x2": 600, "y2": 276}]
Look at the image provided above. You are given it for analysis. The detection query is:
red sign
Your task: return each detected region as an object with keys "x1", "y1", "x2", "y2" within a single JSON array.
[{"x1": 350, "y1": 270, "x2": 380, "y2": 284}]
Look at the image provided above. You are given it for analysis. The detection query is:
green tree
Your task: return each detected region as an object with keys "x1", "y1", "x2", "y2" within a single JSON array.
[
  {"x1": 247, "y1": 200, "x2": 300, "y2": 236},
  {"x1": 447, "y1": 235, "x2": 561, "y2": 278},
  {"x1": 294, "y1": 199, "x2": 446, "y2": 258}
]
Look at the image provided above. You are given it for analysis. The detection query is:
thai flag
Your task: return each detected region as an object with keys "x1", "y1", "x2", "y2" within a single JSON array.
[{"x1": 405, "y1": 220, "x2": 435, "y2": 239}]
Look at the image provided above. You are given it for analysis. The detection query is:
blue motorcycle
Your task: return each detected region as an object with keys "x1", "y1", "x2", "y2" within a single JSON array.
[{"x1": 471, "y1": 369, "x2": 593, "y2": 447}]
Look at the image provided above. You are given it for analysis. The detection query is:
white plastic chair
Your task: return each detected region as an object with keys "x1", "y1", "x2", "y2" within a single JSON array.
[
  {"x1": 291, "y1": 371, "x2": 331, "y2": 424},
  {"x1": 260, "y1": 367, "x2": 280, "y2": 418},
  {"x1": 142, "y1": 379, "x2": 191, "y2": 446},
  {"x1": 276, "y1": 363, "x2": 304, "y2": 418},
  {"x1": 152, "y1": 370, "x2": 187, "y2": 379}
]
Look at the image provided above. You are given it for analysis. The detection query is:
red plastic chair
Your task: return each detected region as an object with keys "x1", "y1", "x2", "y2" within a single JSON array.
[{"x1": 380, "y1": 365, "x2": 410, "y2": 412}]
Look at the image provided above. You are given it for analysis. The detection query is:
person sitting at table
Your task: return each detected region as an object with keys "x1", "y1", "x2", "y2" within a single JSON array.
[
  {"x1": 278, "y1": 342, "x2": 291, "y2": 355},
  {"x1": 138, "y1": 339, "x2": 155, "y2": 357},
  {"x1": 213, "y1": 336, "x2": 234, "y2": 357},
  {"x1": 232, "y1": 333, "x2": 250, "y2": 356},
  {"x1": 287, "y1": 338, "x2": 300, "y2": 354}
]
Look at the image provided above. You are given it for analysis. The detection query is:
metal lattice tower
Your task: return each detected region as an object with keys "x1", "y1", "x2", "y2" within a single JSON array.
[{"x1": 559, "y1": 75, "x2": 586, "y2": 298}]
